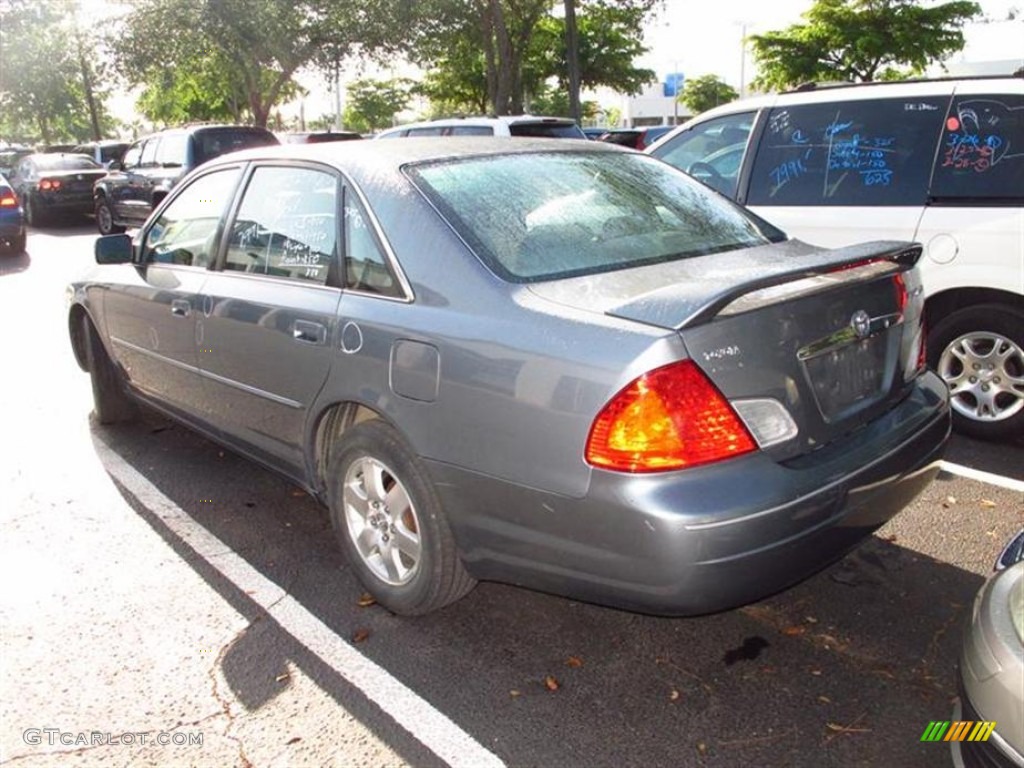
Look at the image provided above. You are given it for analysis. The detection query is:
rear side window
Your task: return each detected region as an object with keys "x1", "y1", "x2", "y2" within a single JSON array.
[
  {"x1": 931, "y1": 94, "x2": 1024, "y2": 202},
  {"x1": 449, "y1": 126, "x2": 493, "y2": 136},
  {"x1": 508, "y1": 122, "x2": 585, "y2": 138},
  {"x1": 747, "y1": 97, "x2": 949, "y2": 206},
  {"x1": 406, "y1": 126, "x2": 444, "y2": 137}
]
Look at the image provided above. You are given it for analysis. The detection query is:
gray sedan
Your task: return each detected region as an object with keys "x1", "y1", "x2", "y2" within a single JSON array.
[{"x1": 67, "y1": 139, "x2": 950, "y2": 616}]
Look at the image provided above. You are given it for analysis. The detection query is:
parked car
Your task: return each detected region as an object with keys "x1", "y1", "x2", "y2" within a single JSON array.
[
  {"x1": 648, "y1": 75, "x2": 1024, "y2": 440},
  {"x1": 376, "y1": 115, "x2": 586, "y2": 139},
  {"x1": 598, "y1": 125, "x2": 675, "y2": 150},
  {"x1": 68, "y1": 138, "x2": 949, "y2": 616},
  {"x1": 73, "y1": 140, "x2": 130, "y2": 168},
  {"x1": 93, "y1": 124, "x2": 279, "y2": 235},
  {"x1": 582, "y1": 127, "x2": 610, "y2": 140},
  {"x1": 953, "y1": 529, "x2": 1024, "y2": 768},
  {"x1": 0, "y1": 173, "x2": 26, "y2": 254},
  {"x1": 9, "y1": 153, "x2": 106, "y2": 226},
  {"x1": 281, "y1": 131, "x2": 363, "y2": 144},
  {"x1": 0, "y1": 147, "x2": 32, "y2": 178}
]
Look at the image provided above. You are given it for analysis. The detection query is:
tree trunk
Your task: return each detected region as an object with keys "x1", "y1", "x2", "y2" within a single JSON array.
[
  {"x1": 489, "y1": 0, "x2": 514, "y2": 114},
  {"x1": 564, "y1": 0, "x2": 581, "y2": 124},
  {"x1": 76, "y1": 37, "x2": 102, "y2": 140}
]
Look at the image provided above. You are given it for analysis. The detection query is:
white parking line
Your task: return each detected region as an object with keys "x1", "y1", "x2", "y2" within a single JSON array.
[
  {"x1": 938, "y1": 460, "x2": 1024, "y2": 494},
  {"x1": 94, "y1": 437, "x2": 505, "y2": 768}
]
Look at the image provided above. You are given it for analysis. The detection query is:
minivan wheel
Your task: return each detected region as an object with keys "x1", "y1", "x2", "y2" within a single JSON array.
[
  {"x1": 327, "y1": 421, "x2": 475, "y2": 615},
  {"x1": 82, "y1": 316, "x2": 136, "y2": 424},
  {"x1": 928, "y1": 304, "x2": 1024, "y2": 440},
  {"x1": 95, "y1": 197, "x2": 125, "y2": 235}
]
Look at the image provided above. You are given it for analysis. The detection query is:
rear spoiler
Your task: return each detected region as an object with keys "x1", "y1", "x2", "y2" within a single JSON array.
[{"x1": 606, "y1": 240, "x2": 922, "y2": 331}]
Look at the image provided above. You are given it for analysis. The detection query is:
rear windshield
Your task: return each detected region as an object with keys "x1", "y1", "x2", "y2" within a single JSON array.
[
  {"x1": 408, "y1": 151, "x2": 781, "y2": 282},
  {"x1": 193, "y1": 129, "x2": 278, "y2": 165},
  {"x1": 509, "y1": 122, "x2": 586, "y2": 139},
  {"x1": 33, "y1": 155, "x2": 101, "y2": 170}
]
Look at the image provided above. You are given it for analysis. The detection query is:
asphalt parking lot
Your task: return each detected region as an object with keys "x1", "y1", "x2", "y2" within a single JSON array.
[{"x1": 2, "y1": 222, "x2": 1022, "y2": 768}]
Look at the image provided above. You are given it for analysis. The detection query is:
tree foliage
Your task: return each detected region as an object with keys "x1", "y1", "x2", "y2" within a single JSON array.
[
  {"x1": 750, "y1": 0, "x2": 982, "y2": 91},
  {"x1": 678, "y1": 74, "x2": 738, "y2": 115},
  {"x1": 343, "y1": 79, "x2": 412, "y2": 133},
  {"x1": 411, "y1": 0, "x2": 656, "y2": 116},
  {"x1": 113, "y1": 0, "x2": 411, "y2": 127},
  {"x1": 0, "y1": 0, "x2": 113, "y2": 143}
]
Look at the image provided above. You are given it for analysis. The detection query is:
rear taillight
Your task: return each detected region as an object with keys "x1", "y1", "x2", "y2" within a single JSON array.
[
  {"x1": 0, "y1": 193, "x2": 16, "y2": 207},
  {"x1": 39, "y1": 179, "x2": 61, "y2": 191},
  {"x1": 892, "y1": 272, "x2": 908, "y2": 311},
  {"x1": 585, "y1": 360, "x2": 756, "y2": 473}
]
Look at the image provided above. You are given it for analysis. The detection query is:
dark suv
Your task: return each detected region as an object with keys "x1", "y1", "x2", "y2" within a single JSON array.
[{"x1": 93, "y1": 125, "x2": 278, "y2": 234}]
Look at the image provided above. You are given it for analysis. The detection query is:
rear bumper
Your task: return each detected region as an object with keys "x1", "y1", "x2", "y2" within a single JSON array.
[
  {"x1": 35, "y1": 191, "x2": 93, "y2": 214},
  {"x1": 430, "y1": 371, "x2": 950, "y2": 615}
]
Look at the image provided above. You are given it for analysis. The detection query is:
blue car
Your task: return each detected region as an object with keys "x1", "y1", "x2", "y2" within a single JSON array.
[{"x1": 0, "y1": 173, "x2": 25, "y2": 254}]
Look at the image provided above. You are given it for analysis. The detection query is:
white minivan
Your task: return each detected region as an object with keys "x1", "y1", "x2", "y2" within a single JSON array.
[{"x1": 650, "y1": 76, "x2": 1024, "y2": 440}]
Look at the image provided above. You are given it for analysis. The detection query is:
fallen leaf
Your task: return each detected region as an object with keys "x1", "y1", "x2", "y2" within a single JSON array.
[
  {"x1": 352, "y1": 628, "x2": 370, "y2": 644},
  {"x1": 818, "y1": 695, "x2": 832, "y2": 704},
  {"x1": 275, "y1": 673, "x2": 290, "y2": 682},
  {"x1": 669, "y1": 689, "x2": 681, "y2": 701},
  {"x1": 356, "y1": 593, "x2": 377, "y2": 608},
  {"x1": 826, "y1": 722, "x2": 871, "y2": 734},
  {"x1": 804, "y1": 616, "x2": 819, "y2": 624},
  {"x1": 945, "y1": 495, "x2": 957, "y2": 505},
  {"x1": 810, "y1": 669, "x2": 822, "y2": 676},
  {"x1": 566, "y1": 656, "x2": 583, "y2": 668},
  {"x1": 286, "y1": 737, "x2": 301, "y2": 745},
  {"x1": 980, "y1": 499, "x2": 996, "y2": 508},
  {"x1": 544, "y1": 675, "x2": 560, "y2": 692},
  {"x1": 696, "y1": 742, "x2": 708, "y2": 756},
  {"x1": 509, "y1": 689, "x2": 521, "y2": 698},
  {"x1": 782, "y1": 626, "x2": 806, "y2": 636}
]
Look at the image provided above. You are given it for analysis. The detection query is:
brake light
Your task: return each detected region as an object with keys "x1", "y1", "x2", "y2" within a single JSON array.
[
  {"x1": 585, "y1": 360, "x2": 756, "y2": 473},
  {"x1": 892, "y1": 272, "x2": 908, "y2": 311},
  {"x1": 39, "y1": 179, "x2": 61, "y2": 191},
  {"x1": 0, "y1": 193, "x2": 16, "y2": 207}
]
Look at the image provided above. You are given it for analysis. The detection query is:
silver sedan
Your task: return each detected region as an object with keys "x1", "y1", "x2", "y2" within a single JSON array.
[{"x1": 67, "y1": 139, "x2": 950, "y2": 616}]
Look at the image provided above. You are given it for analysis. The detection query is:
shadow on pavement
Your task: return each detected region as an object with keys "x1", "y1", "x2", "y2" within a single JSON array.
[
  {"x1": 0, "y1": 248, "x2": 31, "y2": 276},
  {"x1": 93, "y1": 413, "x2": 999, "y2": 768}
]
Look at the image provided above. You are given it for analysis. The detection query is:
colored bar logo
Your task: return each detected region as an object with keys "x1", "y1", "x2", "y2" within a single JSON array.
[{"x1": 921, "y1": 721, "x2": 997, "y2": 742}]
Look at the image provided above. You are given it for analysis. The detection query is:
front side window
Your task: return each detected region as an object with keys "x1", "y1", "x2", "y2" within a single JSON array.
[
  {"x1": 931, "y1": 93, "x2": 1024, "y2": 202},
  {"x1": 121, "y1": 143, "x2": 143, "y2": 169},
  {"x1": 142, "y1": 168, "x2": 242, "y2": 267},
  {"x1": 409, "y1": 151, "x2": 781, "y2": 283},
  {"x1": 140, "y1": 139, "x2": 160, "y2": 167},
  {"x1": 651, "y1": 112, "x2": 755, "y2": 198},
  {"x1": 223, "y1": 166, "x2": 338, "y2": 285},
  {"x1": 747, "y1": 96, "x2": 949, "y2": 206}
]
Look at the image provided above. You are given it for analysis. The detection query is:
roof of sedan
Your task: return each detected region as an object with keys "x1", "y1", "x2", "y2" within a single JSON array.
[{"x1": 216, "y1": 136, "x2": 631, "y2": 173}]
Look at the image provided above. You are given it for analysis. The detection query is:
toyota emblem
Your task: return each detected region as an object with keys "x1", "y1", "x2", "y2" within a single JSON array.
[{"x1": 850, "y1": 310, "x2": 871, "y2": 339}]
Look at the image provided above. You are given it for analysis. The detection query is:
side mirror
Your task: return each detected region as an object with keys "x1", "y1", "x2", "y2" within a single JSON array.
[
  {"x1": 107, "y1": 160, "x2": 123, "y2": 172},
  {"x1": 95, "y1": 234, "x2": 133, "y2": 264}
]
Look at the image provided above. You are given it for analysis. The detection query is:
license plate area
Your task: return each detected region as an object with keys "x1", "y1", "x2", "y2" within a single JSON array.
[{"x1": 803, "y1": 336, "x2": 889, "y2": 422}]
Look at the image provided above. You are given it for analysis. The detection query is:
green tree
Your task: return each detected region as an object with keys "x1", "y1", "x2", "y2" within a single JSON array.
[
  {"x1": 114, "y1": 0, "x2": 411, "y2": 127},
  {"x1": 343, "y1": 79, "x2": 412, "y2": 133},
  {"x1": 750, "y1": 0, "x2": 981, "y2": 91},
  {"x1": 412, "y1": 0, "x2": 656, "y2": 116},
  {"x1": 0, "y1": 0, "x2": 113, "y2": 143},
  {"x1": 678, "y1": 74, "x2": 738, "y2": 115}
]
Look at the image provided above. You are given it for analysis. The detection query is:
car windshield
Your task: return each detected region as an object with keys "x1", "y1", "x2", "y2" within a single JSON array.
[
  {"x1": 408, "y1": 151, "x2": 781, "y2": 282},
  {"x1": 33, "y1": 155, "x2": 101, "y2": 171}
]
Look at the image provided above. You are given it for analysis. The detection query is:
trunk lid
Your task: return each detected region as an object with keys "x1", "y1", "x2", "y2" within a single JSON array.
[
  {"x1": 42, "y1": 169, "x2": 107, "y2": 195},
  {"x1": 529, "y1": 239, "x2": 926, "y2": 458}
]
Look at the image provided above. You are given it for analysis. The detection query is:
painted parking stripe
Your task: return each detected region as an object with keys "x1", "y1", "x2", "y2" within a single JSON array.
[
  {"x1": 938, "y1": 461, "x2": 1024, "y2": 494},
  {"x1": 94, "y1": 437, "x2": 505, "y2": 768}
]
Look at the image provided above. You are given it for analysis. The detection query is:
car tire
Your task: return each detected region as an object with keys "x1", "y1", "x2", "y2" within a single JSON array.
[
  {"x1": 4, "y1": 233, "x2": 25, "y2": 254},
  {"x1": 928, "y1": 303, "x2": 1024, "y2": 440},
  {"x1": 95, "y1": 197, "x2": 125, "y2": 235},
  {"x1": 82, "y1": 316, "x2": 136, "y2": 425},
  {"x1": 327, "y1": 420, "x2": 475, "y2": 615}
]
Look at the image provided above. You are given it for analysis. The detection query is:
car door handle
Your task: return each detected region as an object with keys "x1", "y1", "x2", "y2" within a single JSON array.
[
  {"x1": 292, "y1": 320, "x2": 326, "y2": 345},
  {"x1": 171, "y1": 299, "x2": 191, "y2": 317}
]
